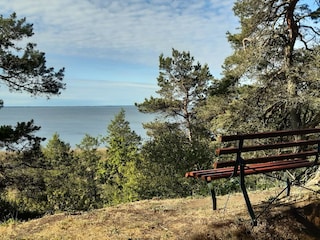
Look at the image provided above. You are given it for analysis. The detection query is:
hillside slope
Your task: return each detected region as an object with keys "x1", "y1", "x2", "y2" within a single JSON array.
[{"x1": 0, "y1": 187, "x2": 319, "y2": 240}]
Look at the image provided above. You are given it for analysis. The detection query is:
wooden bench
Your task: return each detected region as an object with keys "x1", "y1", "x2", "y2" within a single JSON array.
[{"x1": 185, "y1": 128, "x2": 320, "y2": 225}]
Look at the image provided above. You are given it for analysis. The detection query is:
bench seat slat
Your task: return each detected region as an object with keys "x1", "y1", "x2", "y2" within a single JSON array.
[
  {"x1": 216, "y1": 139, "x2": 320, "y2": 155},
  {"x1": 204, "y1": 159, "x2": 315, "y2": 181},
  {"x1": 186, "y1": 158, "x2": 318, "y2": 181}
]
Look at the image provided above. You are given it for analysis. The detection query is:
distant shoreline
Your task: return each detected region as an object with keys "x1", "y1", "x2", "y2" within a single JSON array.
[{"x1": 0, "y1": 106, "x2": 152, "y2": 148}]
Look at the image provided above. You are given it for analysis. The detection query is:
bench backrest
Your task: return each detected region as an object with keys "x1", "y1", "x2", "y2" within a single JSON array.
[{"x1": 215, "y1": 128, "x2": 320, "y2": 166}]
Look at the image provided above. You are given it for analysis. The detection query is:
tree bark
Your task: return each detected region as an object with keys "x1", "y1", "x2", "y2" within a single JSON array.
[{"x1": 285, "y1": 0, "x2": 300, "y2": 130}]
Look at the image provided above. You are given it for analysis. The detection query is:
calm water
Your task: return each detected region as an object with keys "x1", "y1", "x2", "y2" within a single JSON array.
[{"x1": 0, "y1": 106, "x2": 155, "y2": 148}]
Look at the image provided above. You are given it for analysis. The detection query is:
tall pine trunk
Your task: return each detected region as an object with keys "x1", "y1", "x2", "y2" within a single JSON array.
[{"x1": 285, "y1": 0, "x2": 301, "y2": 131}]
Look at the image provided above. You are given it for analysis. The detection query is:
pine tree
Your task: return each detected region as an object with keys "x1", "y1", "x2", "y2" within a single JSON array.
[
  {"x1": 101, "y1": 109, "x2": 143, "y2": 204},
  {"x1": 136, "y1": 48, "x2": 213, "y2": 142},
  {"x1": 208, "y1": 0, "x2": 320, "y2": 134}
]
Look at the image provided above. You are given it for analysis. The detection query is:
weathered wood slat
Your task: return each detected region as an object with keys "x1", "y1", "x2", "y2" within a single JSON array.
[
  {"x1": 216, "y1": 139, "x2": 320, "y2": 155},
  {"x1": 218, "y1": 128, "x2": 320, "y2": 142},
  {"x1": 201, "y1": 159, "x2": 315, "y2": 181},
  {"x1": 185, "y1": 158, "x2": 314, "y2": 179},
  {"x1": 214, "y1": 150, "x2": 318, "y2": 168}
]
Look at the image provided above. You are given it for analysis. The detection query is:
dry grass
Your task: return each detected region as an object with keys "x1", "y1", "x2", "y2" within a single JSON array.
[{"x1": 0, "y1": 187, "x2": 319, "y2": 239}]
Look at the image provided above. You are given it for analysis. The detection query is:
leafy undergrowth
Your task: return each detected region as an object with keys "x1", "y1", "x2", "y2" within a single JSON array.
[{"x1": 0, "y1": 187, "x2": 319, "y2": 240}]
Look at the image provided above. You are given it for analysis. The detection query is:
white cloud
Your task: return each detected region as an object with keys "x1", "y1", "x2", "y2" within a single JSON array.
[
  {"x1": 0, "y1": 0, "x2": 237, "y2": 66},
  {"x1": 0, "y1": 0, "x2": 238, "y2": 105}
]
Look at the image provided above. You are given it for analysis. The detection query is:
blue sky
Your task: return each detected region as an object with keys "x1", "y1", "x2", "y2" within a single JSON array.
[{"x1": 0, "y1": 0, "x2": 238, "y2": 106}]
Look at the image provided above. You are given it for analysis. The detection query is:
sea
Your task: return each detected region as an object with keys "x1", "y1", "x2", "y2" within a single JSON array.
[{"x1": 0, "y1": 106, "x2": 155, "y2": 148}]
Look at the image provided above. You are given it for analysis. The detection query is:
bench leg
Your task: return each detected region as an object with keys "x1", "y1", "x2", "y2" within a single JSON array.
[
  {"x1": 240, "y1": 164, "x2": 257, "y2": 226},
  {"x1": 286, "y1": 177, "x2": 291, "y2": 196},
  {"x1": 207, "y1": 181, "x2": 217, "y2": 210}
]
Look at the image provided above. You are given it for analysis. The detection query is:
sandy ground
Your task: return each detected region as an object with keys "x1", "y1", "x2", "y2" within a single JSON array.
[{"x1": 0, "y1": 186, "x2": 319, "y2": 239}]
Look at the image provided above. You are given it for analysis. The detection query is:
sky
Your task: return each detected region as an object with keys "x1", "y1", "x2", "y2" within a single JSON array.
[{"x1": 0, "y1": 0, "x2": 239, "y2": 106}]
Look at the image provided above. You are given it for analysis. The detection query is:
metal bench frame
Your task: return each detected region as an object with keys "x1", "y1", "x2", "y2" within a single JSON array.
[{"x1": 186, "y1": 128, "x2": 320, "y2": 226}]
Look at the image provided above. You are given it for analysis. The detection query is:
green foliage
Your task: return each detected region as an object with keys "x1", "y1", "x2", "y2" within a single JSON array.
[
  {"x1": 0, "y1": 142, "x2": 47, "y2": 220},
  {"x1": 140, "y1": 124, "x2": 213, "y2": 199},
  {"x1": 100, "y1": 109, "x2": 143, "y2": 204},
  {"x1": 42, "y1": 133, "x2": 72, "y2": 168},
  {"x1": 136, "y1": 48, "x2": 213, "y2": 142},
  {"x1": 136, "y1": 49, "x2": 216, "y2": 198},
  {"x1": 74, "y1": 134, "x2": 103, "y2": 209},
  {"x1": 206, "y1": 0, "x2": 320, "y2": 134},
  {"x1": 0, "y1": 12, "x2": 65, "y2": 219},
  {"x1": 0, "y1": 120, "x2": 45, "y2": 152},
  {"x1": 42, "y1": 134, "x2": 78, "y2": 211},
  {"x1": 41, "y1": 133, "x2": 104, "y2": 212},
  {"x1": 0, "y1": 13, "x2": 65, "y2": 98}
]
